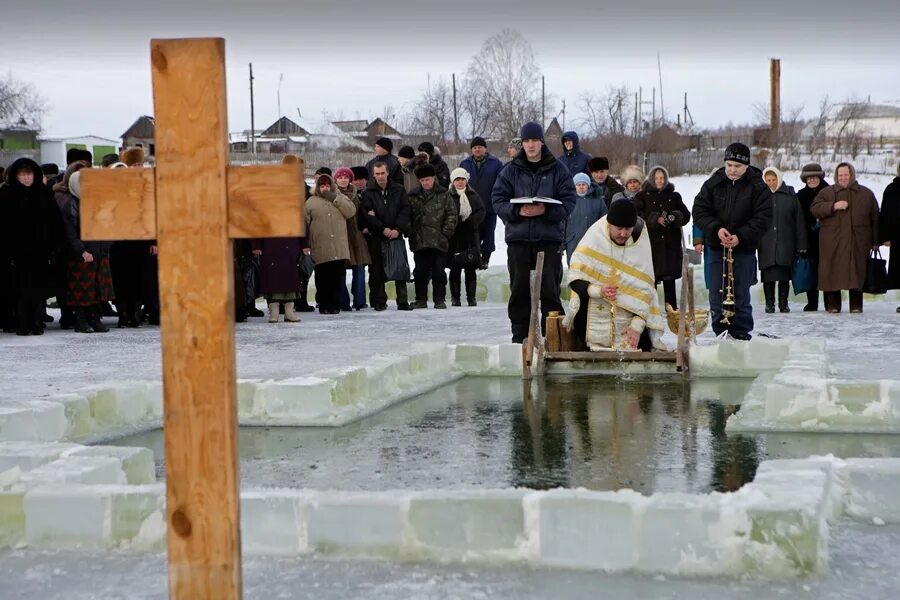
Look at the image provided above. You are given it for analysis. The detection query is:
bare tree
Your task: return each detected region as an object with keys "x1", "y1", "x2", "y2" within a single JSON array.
[
  {"x1": 464, "y1": 29, "x2": 542, "y2": 140},
  {"x1": 0, "y1": 73, "x2": 47, "y2": 127},
  {"x1": 408, "y1": 77, "x2": 455, "y2": 143},
  {"x1": 778, "y1": 104, "x2": 806, "y2": 157},
  {"x1": 605, "y1": 85, "x2": 633, "y2": 137},
  {"x1": 458, "y1": 76, "x2": 493, "y2": 141},
  {"x1": 577, "y1": 92, "x2": 608, "y2": 138},
  {"x1": 807, "y1": 95, "x2": 831, "y2": 155},
  {"x1": 830, "y1": 97, "x2": 867, "y2": 160}
]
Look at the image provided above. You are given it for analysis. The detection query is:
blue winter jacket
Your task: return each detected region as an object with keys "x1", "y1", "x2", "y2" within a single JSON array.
[
  {"x1": 460, "y1": 153, "x2": 504, "y2": 217},
  {"x1": 558, "y1": 131, "x2": 591, "y2": 176},
  {"x1": 492, "y1": 147, "x2": 577, "y2": 244},
  {"x1": 564, "y1": 182, "x2": 608, "y2": 262}
]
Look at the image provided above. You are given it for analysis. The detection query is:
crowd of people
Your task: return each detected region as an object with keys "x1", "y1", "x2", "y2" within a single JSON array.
[{"x1": 1, "y1": 125, "x2": 899, "y2": 344}]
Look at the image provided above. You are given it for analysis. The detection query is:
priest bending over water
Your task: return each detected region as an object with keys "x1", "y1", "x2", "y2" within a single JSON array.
[{"x1": 562, "y1": 200, "x2": 668, "y2": 352}]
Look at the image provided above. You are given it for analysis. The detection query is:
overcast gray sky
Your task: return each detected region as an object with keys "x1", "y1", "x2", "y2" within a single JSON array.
[{"x1": 3, "y1": 0, "x2": 899, "y2": 140}]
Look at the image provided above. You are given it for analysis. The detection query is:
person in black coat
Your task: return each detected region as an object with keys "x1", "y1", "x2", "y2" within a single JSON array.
[
  {"x1": 796, "y1": 163, "x2": 829, "y2": 311},
  {"x1": 492, "y1": 122, "x2": 576, "y2": 343},
  {"x1": 417, "y1": 141, "x2": 451, "y2": 189},
  {"x1": 759, "y1": 167, "x2": 807, "y2": 313},
  {"x1": 632, "y1": 166, "x2": 690, "y2": 310},
  {"x1": 558, "y1": 131, "x2": 591, "y2": 176},
  {"x1": 588, "y1": 157, "x2": 625, "y2": 209},
  {"x1": 0, "y1": 158, "x2": 64, "y2": 335},
  {"x1": 359, "y1": 161, "x2": 413, "y2": 310},
  {"x1": 692, "y1": 144, "x2": 773, "y2": 340},
  {"x1": 365, "y1": 137, "x2": 404, "y2": 186},
  {"x1": 447, "y1": 168, "x2": 486, "y2": 306},
  {"x1": 880, "y1": 163, "x2": 900, "y2": 312}
]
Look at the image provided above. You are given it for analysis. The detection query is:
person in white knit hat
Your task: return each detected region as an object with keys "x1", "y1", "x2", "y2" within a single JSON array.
[{"x1": 446, "y1": 168, "x2": 485, "y2": 306}]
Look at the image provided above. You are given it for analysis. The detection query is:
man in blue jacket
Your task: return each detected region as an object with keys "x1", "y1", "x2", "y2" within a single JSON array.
[
  {"x1": 493, "y1": 122, "x2": 577, "y2": 343},
  {"x1": 460, "y1": 136, "x2": 504, "y2": 267},
  {"x1": 558, "y1": 131, "x2": 591, "y2": 176}
]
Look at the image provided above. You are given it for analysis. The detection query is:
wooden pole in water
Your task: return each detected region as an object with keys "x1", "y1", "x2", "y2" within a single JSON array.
[{"x1": 523, "y1": 251, "x2": 545, "y2": 380}]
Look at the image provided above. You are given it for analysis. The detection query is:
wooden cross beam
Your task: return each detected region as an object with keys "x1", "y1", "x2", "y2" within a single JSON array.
[{"x1": 79, "y1": 38, "x2": 305, "y2": 600}]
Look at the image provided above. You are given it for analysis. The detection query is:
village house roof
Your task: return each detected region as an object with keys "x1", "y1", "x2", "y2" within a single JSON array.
[{"x1": 121, "y1": 115, "x2": 155, "y2": 139}]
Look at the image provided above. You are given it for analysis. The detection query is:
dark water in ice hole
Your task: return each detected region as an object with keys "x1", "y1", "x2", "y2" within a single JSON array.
[{"x1": 111, "y1": 376, "x2": 900, "y2": 494}]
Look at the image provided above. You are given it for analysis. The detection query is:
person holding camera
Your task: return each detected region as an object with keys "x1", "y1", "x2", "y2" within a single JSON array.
[{"x1": 632, "y1": 166, "x2": 690, "y2": 310}]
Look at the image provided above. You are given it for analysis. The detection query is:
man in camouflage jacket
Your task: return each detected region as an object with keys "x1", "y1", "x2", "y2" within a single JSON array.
[{"x1": 408, "y1": 163, "x2": 458, "y2": 308}]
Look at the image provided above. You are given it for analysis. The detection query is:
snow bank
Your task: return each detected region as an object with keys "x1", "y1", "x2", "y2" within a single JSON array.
[
  {"x1": 0, "y1": 343, "x2": 523, "y2": 443},
  {"x1": 3, "y1": 437, "x2": 899, "y2": 579},
  {"x1": 6, "y1": 456, "x2": 899, "y2": 578},
  {"x1": 725, "y1": 339, "x2": 900, "y2": 433}
]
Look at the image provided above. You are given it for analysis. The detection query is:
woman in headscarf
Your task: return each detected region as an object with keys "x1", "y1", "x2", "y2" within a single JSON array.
[
  {"x1": 758, "y1": 167, "x2": 806, "y2": 313},
  {"x1": 446, "y1": 168, "x2": 485, "y2": 306},
  {"x1": 56, "y1": 167, "x2": 115, "y2": 333}
]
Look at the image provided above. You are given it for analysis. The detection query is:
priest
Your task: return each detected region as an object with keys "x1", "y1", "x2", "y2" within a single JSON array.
[{"x1": 562, "y1": 200, "x2": 668, "y2": 352}]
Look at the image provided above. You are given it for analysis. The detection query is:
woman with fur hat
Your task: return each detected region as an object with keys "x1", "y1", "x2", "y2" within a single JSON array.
[
  {"x1": 796, "y1": 163, "x2": 829, "y2": 311},
  {"x1": 759, "y1": 167, "x2": 806, "y2": 313},
  {"x1": 811, "y1": 162, "x2": 879, "y2": 313},
  {"x1": 610, "y1": 165, "x2": 645, "y2": 203},
  {"x1": 879, "y1": 162, "x2": 900, "y2": 312},
  {"x1": 56, "y1": 168, "x2": 115, "y2": 334},
  {"x1": 306, "y1": 173, "x2": 356, "y2": 314},
  {"x1": 446, "y1": 168, "x2": 485, "y2": 306},
  {"x1": 632, "y1": 166, "x2": 690, "y2": 310},
  {"x1": 0, "y1": 159, "x2": 64, "y2": 335},
  {"x1": 334, "y1": 167, "x2": 371, "y2": 311}
]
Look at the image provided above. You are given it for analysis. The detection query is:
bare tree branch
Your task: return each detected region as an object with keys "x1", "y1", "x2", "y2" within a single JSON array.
[
  {"x1": 0, "y1": 73, "x2": 48, "y2": 128},
  {"x1": 464, "y1": 29, "x2": 542, "y2": 140}
]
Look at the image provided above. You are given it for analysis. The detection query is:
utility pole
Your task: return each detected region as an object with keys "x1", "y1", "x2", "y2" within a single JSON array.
[
  {"x1": 657, "y1": 51, "x2": 665, "y2": 125},
  {"x1": 634, "y1": 91, "x2": 639, "y2": 137},
  {"x1": 249, "y1": 62, "x2": 256, "y2": 157},
  {"x1": 452, "y1": 73, "x2": 460, "y2": 144},
  {"x1": 542, "y1": 76, "x2": 546, "y2": 127},
  {"x1": 277, "y1": 73, "x2": 283, "y2": 120},
  {"x1": 561, "y1": 99, "x2": 566, "y2": 131}
]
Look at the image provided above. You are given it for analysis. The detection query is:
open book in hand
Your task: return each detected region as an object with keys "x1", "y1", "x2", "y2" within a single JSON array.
[{"x1": 510, "y1": 196, "x2": 563, "y2": 205}]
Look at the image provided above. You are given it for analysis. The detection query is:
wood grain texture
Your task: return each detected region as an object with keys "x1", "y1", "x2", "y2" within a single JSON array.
[
  {"x1": 150, "y1": 37, "x2": 242, "y2": 600},
  {"x1": 544, "y1": 351, "x2": 677, "y2": 362},
  {"x1": 79, "y1": 163, "x2": 306, "y2": 241},
  {"x1": 227, "y1": 163, "x2": 305, "y2": 238},
  {"x1": 79, "y1": 167, "x2": 157, "y2": 240}
]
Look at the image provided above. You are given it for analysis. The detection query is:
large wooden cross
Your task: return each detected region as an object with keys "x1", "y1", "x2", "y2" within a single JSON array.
[{"x1": 80, "y1": 38, "x2": 305, "y2": 599}]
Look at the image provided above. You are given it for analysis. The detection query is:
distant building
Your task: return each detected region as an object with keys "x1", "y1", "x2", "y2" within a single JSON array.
[
  {"x1": 646, "y1": 124, "x2": 699, "y2": 152},
  {"x1": 825, "y1": 103, "x2": 900, "y2": 141},
  {"x1": 331, "y1": 118, "x2": 403, "y2": 147},
  {"x1": 39, "y1": 135, "x2": 120, "y2": 167},
  {"x1": 0, "y1": 119, "x2": 40, "y2": 151},
  {"x1": 230, "y1": 116, "x2": 311, "y2": 154},
  {"x1": 121, "y1": 115, "x2": 156, "y2": 156}
]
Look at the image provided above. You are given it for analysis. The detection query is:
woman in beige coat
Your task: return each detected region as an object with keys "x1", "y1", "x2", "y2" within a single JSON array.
[
  {"x1": 334, "y1": 167, "x2": 371, "y2": 310},
  {"x1": 306, "y1": 174, "x2": 356, "y2": 314},
  {"x1": 811, "y1": 163, "x2": 879, "y2": 313}
]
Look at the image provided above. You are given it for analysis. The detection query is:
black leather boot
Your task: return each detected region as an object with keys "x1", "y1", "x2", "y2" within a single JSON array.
[
  {"x1": 778, "y1": 281, "x2": 790, "y2": 313},
  {"x1": 465, "y1": 278, "x2": 478, "y2": 306},
  {"x1": 449, "y1": 278, "x2": 461, "y2": 306},
  {"x1": 763, "y1": 282, "x2": 775, "y2": 313},
  {"x1": 74, "y1": 308, "x2": 94, "y2": 334},
  {"x1": 89, "y1": 305, "x2": 110, "y2": 333}
]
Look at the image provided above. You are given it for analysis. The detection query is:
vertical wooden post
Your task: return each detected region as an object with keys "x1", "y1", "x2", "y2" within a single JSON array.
[
  {"x1": 151, "y1": 38, "x2": 242, "y2": 599},
  {"x1": 523, "y1": 251, "x2": 545, "y2": 380},
  {"x1": 676, "y1": 253, "x2": 689, "y2": 374}
]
